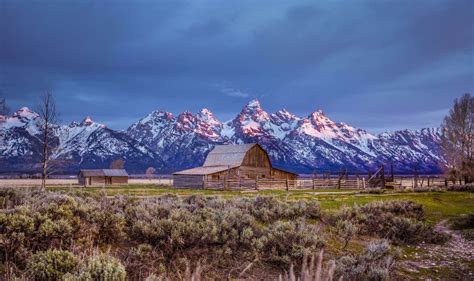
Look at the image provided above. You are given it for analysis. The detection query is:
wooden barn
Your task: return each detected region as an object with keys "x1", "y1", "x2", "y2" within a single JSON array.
[
  {"x1": 173, "y1": 143, "x2": 297, "y2": 189},
  {"x1": 78, "y1": 169, "x2": 129, "y2": 186}
]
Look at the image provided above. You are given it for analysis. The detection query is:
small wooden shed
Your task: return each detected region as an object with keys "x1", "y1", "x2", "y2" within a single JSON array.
[
  {"x1": 173, "y1": 143, "x2": 297, "y2": 189},
  {"x1": 78, "y1": 169, "x2": 129, "y2": 186}
]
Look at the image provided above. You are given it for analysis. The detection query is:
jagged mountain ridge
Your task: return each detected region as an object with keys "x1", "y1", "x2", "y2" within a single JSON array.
[
  {"x1": 0, "y1": 108, "x2": 161, "y2": 173},
  {"x1": 0, "y1": 100, "x2": 444, "y2": 174},
  {"x1": 127, "y1": 99, "x2": 443, "y2": 173}
]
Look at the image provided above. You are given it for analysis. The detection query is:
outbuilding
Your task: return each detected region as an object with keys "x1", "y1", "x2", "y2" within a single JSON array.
[
  {"x1": 78, "y1": 169, "x2": 129, "y2": 186},
  {"x1": 173, "y1": 143, "x2": 297, "y2": 189}
]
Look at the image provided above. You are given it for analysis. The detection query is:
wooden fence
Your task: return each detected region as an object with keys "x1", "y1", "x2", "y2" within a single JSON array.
[
  {"x1": 202, "y1": 178, "x2": 366, "y2": 190},
  {"x1": 199, "y1": 175, "x2": 463, "y2": 191}
]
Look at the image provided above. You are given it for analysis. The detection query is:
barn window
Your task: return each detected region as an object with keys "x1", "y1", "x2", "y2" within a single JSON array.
[
  {"x1": 212, "y1": 175, "x2": 219, "y2": 180},
  {"x1": 261, "y1": 174, "x2": 266, "y2": 178}
]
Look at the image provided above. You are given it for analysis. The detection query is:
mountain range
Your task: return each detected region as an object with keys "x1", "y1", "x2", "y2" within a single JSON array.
[{"x1": 0, "y1": 99, "x2": 444, "y2": 174}]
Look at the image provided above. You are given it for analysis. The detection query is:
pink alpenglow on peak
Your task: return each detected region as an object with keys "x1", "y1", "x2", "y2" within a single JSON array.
[
  {"x1": 246, "y1": 98, "x2": 261, "y2": 108},
  {"x1": 80, "y1": 116, "x2": 106, "y2": 128},
  {"x1": 197, "y1": 108, "x2": 222, "y2": 126},
  {"x1": 13, "y1": 107, "x2": 39, "y2": 119}
]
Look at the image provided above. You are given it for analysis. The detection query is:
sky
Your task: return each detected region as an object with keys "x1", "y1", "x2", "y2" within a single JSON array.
[{"x1": 0, "y1": 0, "x2": 473, "y2": 133}]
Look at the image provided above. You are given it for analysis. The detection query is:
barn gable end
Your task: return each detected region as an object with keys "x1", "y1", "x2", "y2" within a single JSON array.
[{"x1": 173, "y1": 144, "x2": 297, "y2": 189}]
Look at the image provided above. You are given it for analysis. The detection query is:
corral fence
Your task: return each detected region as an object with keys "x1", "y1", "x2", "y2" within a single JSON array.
[
  {"x1": 201, "y1": 175, "x2": 466, "y2": 191},
  {"x1": 203, "y1": 177, "x2": 367, "y2": 190}
]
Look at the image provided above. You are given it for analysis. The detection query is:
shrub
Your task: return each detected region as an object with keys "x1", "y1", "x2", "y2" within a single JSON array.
[
  {"x1": 0, "y1": 189, "x2": 325, "y2": 279},
  {"x1": 450, "y1": 214, "x2": 474, "y2": 230},
  {"x1": 27, "y1": 249, "x2": 80, "y2": 281},
  {"x1": 259, "y1": 220, "x2": 324, "y2": 266},
  {"x1": 450, "y1": 214, "x2": 474, "y2": 240},
  {"x1": 337, "y1": 201, "x2": 446, "y2": 245},
  {"x1": 0, "y1": 208, "x2": 36, "y2": 265},
  {"x1": 74, "y1": 254, "x2": 126, "y2": 281},
  {"x1": 447, "y1": 184, "x2": 474, "y2": 192},
  {"x1": 335, "y1": 219, "x2": 358, "y2": 249},
  {"x1": 335, "y1": 239, "x2": 399, "y2": 281}
]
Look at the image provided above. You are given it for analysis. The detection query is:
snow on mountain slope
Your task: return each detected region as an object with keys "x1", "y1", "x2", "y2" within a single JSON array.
[
  {"x1": 0, "y1": 111, "x2": 161, "y2": 173},
  {"x1": 127, "y1": 99, "x2": 443, "y2": 173},
  {"x1": 127, "y1": 108, "x2": 228, "y2": 170},
  {"x1": 1, "y1": 100, "x2": 445, "y2": 174}
]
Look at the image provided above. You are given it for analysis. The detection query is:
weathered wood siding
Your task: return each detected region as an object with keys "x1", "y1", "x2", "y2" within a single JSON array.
[
  {"x1": 272, "y1": 168, "x2": 297, "y2": 180},
  {"x1": 241, "y1": 145, "x2": 271, "y2": 168},
  {"x1": 111, "y1": 176, "x2": 128, "y2": 185},
  {"x1": 172, "y1": 144, "x2": 297, "y2": 190},
  {"x1": 173, "y1": 175, "x2": 205, "y2": 189},
  {"x1": 78, "y1": 176, "x2": 86, "y2": 186},
  {"x1": 78, "y1": 176, "x2": 128, "y2": 186}
]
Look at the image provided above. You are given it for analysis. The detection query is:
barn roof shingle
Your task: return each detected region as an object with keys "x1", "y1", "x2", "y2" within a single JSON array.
[
  {"x1": 203, "y1": 143, "x2": 257, "y2": 167},
  {"x1": 173, "y1": 165, "x2": 236, "y2": 175},
  {"x1": 79, "y1": 169, "x2": 129, "y2": 177}
]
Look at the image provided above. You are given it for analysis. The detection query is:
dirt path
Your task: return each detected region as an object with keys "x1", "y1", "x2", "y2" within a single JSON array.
[{"x1": 401, "y1": 219, "x2": 474, "y2": 279}]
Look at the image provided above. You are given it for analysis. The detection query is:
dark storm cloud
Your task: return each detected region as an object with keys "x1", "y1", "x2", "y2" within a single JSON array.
[{"x1": 1, "y1": 0, "x2": 472, "y2": 132}]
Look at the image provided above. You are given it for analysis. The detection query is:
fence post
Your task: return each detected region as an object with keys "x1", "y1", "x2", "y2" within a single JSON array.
[
  {"x1": 255, "y1": 176, "x2": 259, "y2": 190},
  {"x1": 286, "y1": 177, "x2": 289, "y2": 191},
  {"x1": 381, "y1": 165, "x2": 385, "y2": 188},
  {"x1": 362, "y1": 178, "x2": 366, "y2": 189}
]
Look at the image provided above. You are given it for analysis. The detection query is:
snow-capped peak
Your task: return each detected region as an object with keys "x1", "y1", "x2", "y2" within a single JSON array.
[
  {"x1": 175, "y1": 111, "x2": 196, "y2": 132},
  {"x1": 13, "y1": 107, "x2": 39, "y2": 120},
  {"x1": 79, "y1": 116, "x2": 106, "y2": 128},
  {"x1": 239, "y1": 98, "x2": 269, "y2": 121},
  {"x1": 196, "y1": 108, "x2": 222, "y2": 127},
  {"x1": 310, "y1": 110, "x2": 327, "y2": 120},
  {"x1": 199, "y1": 108, "x2": 212, "y2": 116},
  {"x1": 246, "y1": 98, "x2": 261, "y2": 109},
  {"x1": 0, "y1": 107, "x2": 40, "y2": 131},
  {"x1": 80, "y1": 116, "x2": 95, "y2": 126},
  {"x1": 274, "y1": 109, "x2": 299, "y2": 121}
]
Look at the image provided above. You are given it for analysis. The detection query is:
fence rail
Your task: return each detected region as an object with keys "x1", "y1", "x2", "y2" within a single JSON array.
[{"x1": 200, "y1": 176, "x2": 464, "y2": 191}]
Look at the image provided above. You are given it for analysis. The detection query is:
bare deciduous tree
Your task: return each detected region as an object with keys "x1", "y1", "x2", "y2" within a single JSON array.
[
  {"x1": 110, "y1": 159, "x2": 125, "y2": 169},
  {"x1": 145, "y1": 167, "x2": 156, "y2": 180},
  {"x1": 0, "y1": 97, "x2": 10, "y2": 116},
  {"x1": 441, "y1": 93, "x2": 474, "y2": 183},
  {"x1": 37, "y1": 90, "x2": 60, "y2": 190}
]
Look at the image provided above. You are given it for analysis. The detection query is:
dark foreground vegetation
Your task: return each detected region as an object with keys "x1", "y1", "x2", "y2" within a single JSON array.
[{"x1": 0, "y1": 188, "x2": 470, "y2": 280}]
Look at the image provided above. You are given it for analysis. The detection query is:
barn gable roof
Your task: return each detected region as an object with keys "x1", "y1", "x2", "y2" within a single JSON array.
[
  {"x1": 173, "y1": 165, "x2": 236, "y2": 175},
  {"x1": 79, "y1": 169, "x2": 128, "y2": 177},
  {"x1": 203, "y1": 143, "x2": 258, "y2": 167},
  {"x1": 173, "y1": 143, "x2": 297, "y2": 177}
]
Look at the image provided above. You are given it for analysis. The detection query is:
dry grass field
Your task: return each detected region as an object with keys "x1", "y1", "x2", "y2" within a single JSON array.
[{"x1": 0, "y1": 178, "x2": 173, "y2": 188}]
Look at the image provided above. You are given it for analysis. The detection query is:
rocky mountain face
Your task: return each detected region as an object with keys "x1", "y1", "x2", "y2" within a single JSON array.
[
  {"x1": 0, "y1": 100, "x2": 444, "y2": 174},
  {"x1": 128, "y1": 99, "x2": 443, "y2": 173},
  {"x1": 0, "y1": 108, "x2": 160, "y2": 173}
]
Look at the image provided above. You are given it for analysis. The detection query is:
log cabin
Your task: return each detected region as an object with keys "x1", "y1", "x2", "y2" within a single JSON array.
[
  {"x1": 173, "y1": 143, "x2": 297, "y2": 189},
  {"x1": 78, "y1": 169, "x2": 129, "y2": 186}
]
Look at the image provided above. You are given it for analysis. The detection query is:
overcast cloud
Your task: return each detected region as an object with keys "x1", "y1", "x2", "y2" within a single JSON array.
[{"x1": 0, "y1": 0, "x2": 472, "y2": 132}]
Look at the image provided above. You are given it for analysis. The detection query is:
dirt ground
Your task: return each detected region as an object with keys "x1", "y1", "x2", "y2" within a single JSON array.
[{"x1": 400, "y1": 219, "x2": 474, "y2": 280}]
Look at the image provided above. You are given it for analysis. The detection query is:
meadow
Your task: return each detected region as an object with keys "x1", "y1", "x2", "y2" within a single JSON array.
[
  {"x1": 47, "y1": 184, "x2": 473, "y2": 221},
  {"x1": 1, "y1": 183, "x2": 472, "y2": 280}
]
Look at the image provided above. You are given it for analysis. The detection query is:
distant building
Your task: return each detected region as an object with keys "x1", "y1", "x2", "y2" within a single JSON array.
[
  {"x1": 78, "y1": 169, "x2": 129, "y2": 186},
  {"x1": 173, "y1": 143, "x2": 297, "y2": 189}
]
